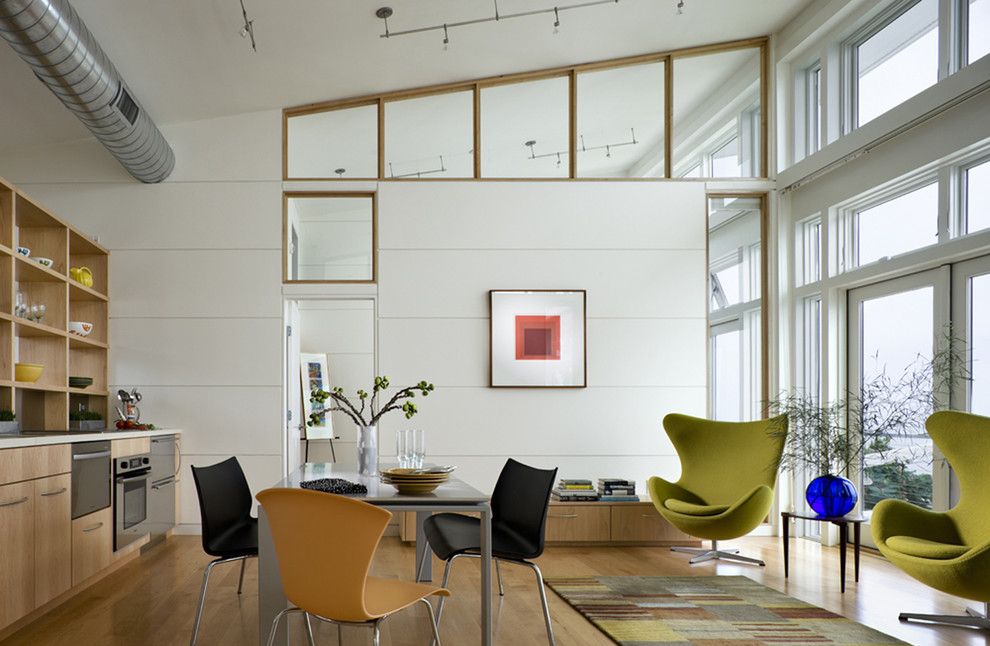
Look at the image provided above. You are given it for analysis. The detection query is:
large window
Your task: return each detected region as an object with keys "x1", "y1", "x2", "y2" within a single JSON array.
[
  {"x1": 850, "y1": 0, "x2": 939, "y2": 129},
  {"x1": 284, "y1": 194, "x2": 375, "y2": 283},
  {"x1": 709, "y1": 195, "x2": 765, "y2": 421},
  {"x1": 853, "y1": 181, "x2": 938, "y2": 267},
  {"x1": 969, "y1": 0, "x2": 990, "y2": 63},
  {"x1": 964, "y1": 158, "x2": 990, "y2": 234},
  {"x1": 284, "y1": 39, "x2": 766, "y2": 180}
]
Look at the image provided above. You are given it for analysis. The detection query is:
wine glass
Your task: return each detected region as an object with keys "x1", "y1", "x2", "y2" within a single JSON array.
[{"x1": 34, "y1": 303, "x2": 46, "y2": 323}]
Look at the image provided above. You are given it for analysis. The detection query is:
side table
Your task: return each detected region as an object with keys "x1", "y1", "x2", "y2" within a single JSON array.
[{"x1": 781, "y1": 511, "x2": 866, "y2": 593}]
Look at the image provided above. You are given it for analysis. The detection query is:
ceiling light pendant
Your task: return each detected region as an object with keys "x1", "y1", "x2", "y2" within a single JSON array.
[
  {"x1": 375, "y1": 0, "x2": 620, "y2": 41},
  {"x1": 676, "y1": 0, "x2": 684, "y2": 15},
  {"x1": 238, "y1": 0, "x2": 256, "y2": 51},
  {"x1": 334, "y1": 168, "x2": 346, "y2": 177}
]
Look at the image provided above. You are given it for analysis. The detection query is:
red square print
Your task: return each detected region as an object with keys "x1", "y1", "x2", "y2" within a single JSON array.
[{"x1": 515, "y1": 315, "x2": 561, "y2": 360}]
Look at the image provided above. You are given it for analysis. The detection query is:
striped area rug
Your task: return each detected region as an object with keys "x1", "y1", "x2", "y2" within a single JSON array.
[{"x1": 545, "y1": 575, "x2": 907, "y2": 645}]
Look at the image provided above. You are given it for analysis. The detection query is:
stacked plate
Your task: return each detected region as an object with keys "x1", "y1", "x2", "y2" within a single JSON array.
[
  {"x1": 69, "y1": 376, "x2": 93, "y2": 389},
  {"x1": 380, "y1": 467, "x2": 453, "y2": 494}
]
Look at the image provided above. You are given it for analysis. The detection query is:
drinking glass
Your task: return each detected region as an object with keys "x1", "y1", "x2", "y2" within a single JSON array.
[
  {"x1": 396, "y1": 429, "x2": 411, "y2": 468},
  {"x1": 410, "y1": 429, "x2": 425, "y2": 469}
]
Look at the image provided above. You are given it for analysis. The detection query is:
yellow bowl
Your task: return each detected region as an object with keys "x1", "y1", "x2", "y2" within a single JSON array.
[{"x1": 15, "y1": 363, "x2": 44, "y2": 382}]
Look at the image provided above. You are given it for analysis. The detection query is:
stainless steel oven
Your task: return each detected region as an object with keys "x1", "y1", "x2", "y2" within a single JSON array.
[{"x1": 115, "y1": 453, "x2": 152, "y2": 550}]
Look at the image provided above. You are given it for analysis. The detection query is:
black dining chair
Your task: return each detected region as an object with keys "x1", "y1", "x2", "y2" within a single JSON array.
[
  {"x1": 189, "y1": 457, "x2": 259, "y2": 646},
  {"x1": 417, "y1": 458, "x2": 559, "y2": 646}
]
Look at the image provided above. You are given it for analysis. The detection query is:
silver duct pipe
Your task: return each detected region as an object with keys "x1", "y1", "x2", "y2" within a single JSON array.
[{"x1": 0, "y1": 0, "x2": 174, "y2": 183}]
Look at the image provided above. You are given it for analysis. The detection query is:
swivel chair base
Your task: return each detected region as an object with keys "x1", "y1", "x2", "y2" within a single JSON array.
[
  {"x1": 671, "y1": 540, "x2": 766, "y2": 566},
  {"x1": 900, "y1": 602, "x2": 990, "y2": 631}
]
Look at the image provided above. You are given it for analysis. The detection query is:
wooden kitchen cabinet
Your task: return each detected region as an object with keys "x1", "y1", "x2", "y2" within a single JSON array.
[
  {"x1": 0, "y1": 480, "x2": 36, "y2": 629},
  {"x1": 71, "y1": 507, "x2": 112, "y2": 586},
  {"x1": 0, "y1": 175, "x2": 110, "y2": 431},
  {"x1": 34, "y1": 473, "x2": 71, "y2": 606}
]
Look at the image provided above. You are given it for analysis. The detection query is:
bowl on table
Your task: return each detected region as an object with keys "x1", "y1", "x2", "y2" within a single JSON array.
[
  {"x1": 69, "y1": 321, "x2": 93, "y2": 337},
  {"x1": 380, "y1": 467, "x2": 452, "y2": 494},
  {"x1": 15, "y1": 363, "x2": 43, "y2": 382}
]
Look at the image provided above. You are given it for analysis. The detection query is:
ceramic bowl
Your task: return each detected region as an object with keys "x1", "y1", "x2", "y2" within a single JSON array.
[
  {"x1": 35, "y1": 257, "x2": 54, "y2": 268},
  {"x1": 68, "y1": 321, "x2": 93, "y2": 337},
  {"x1": 15, "y1": 363, "x2": 43, "y2": 382},
  {"x1": 16, "y1": 247, "x2": 30, "y2": 257}
]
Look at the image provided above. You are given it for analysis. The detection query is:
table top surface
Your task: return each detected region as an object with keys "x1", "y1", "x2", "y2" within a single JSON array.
[
  {"x1": 272, "y1": 462, "x2": 491, "y2": 505},
  {"x1": 782, "y1": 510, "x2": 867, "y2": 523}
]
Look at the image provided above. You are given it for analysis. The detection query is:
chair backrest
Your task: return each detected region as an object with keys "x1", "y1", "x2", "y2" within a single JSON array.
[
  {"x1": 256, "y1": 487, "x2": 392, "y2": 622},
  {"x1": 926, "y1": 410, "x2": 990, "y2": 541},
  {"x1": 191, "y1": 456, "x2": 254, "y2": 556},
  {"x1": 490, "y1": 458, "x2": 558, "y2": 559},
  {"x1": 663, "y1": 413, "x2": 788, "y2": 505}
]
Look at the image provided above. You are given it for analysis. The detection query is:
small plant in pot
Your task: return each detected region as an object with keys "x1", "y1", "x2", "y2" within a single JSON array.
[
  {"x1": 69, "y1": 409, "x2": 105, "y2": 431},
  {"x1": 0, "y1": 410, "x2": 17, "y2": 434},
  {"x1": 309, "y1": 376, "x2": 434, "y2": 476},
  {"x1": 768, "y1": 339, "x2": 968, "y2": 517}
]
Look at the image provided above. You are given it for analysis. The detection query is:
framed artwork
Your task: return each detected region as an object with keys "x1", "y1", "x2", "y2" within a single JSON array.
[
  {"x1": 300, "y1": 352, "x2": 334, "y2": 440},
  {"x1": 490, "y1": 290, "x2": 586, "y2": 387}
]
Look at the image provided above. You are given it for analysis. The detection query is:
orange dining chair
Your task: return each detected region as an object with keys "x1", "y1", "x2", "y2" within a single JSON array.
[{"x1": 256, "y1": 487, "x2": 449, "y2": 646}]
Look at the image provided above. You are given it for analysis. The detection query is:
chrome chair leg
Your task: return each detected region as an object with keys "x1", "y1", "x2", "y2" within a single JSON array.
[
  {"x1": 671, "y1": 540, "x2": 764, "y2": 566},
  {"x1": 304, "y1": 612, "x2": 315, "y2": 646},
  {"x1": 265, "y1": 607, "x2": 303, "y2": 646},
  {"x1": 419, "y1": 597, "x2": 443, "y2": 646},
  {"x1": 495, "y1": 558, "x2": 504, "y2": 596},
  {"x1": 191, "y1": 555, "x2": 254, "y2": 646},
  {"x1": 522, "y1": 561, "x2": 555, "y2": 646},
  {"x1": 900, "y1": 601, "x2": 990, "y2": 630},
  {"x1": 237, "y1": 558, "x2": 247, "y2": 594}
]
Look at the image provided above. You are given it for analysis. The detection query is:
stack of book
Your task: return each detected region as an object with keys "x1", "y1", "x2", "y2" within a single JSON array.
[
  {"x1": 551, "y1": 478, "x2": 599, "y2": 502},
  {"x1": 597, "y1": 478, "x2": 639, "y2": 501}
]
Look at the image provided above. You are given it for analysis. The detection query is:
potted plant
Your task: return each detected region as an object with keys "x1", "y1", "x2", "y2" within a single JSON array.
[
  {"x1": 309, "y1": 376, "x2": 434, "y2": 475},
  {"x1": 69, "y1": 409, "x2": 105, "y2": 431},
  {"x1": 0, "y1": 410, "x2": 17, "y2": 435},
  {"x1": 769, "y1": 339, "x2": 968, "y2": 517}
]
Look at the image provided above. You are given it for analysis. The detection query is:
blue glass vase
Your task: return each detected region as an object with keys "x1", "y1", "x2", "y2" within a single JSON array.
[{"x1": 806, "y1": 475, "x2": 857, "y2": 517}]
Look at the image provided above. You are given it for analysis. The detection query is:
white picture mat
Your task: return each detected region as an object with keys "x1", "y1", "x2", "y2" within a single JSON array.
[{"x1": 490, "y1": 290, "x2": 586, "y2": 387}]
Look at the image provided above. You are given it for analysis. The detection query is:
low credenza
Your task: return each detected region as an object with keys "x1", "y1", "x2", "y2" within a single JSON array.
[{"x1": 402, "y1": 499, "x2": 700, "y2": 547}]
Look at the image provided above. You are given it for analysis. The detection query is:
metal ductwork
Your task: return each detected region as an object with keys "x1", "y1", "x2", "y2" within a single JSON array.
[{"x1": 0, "y1": 0, "x2": 174, "y2": 183}]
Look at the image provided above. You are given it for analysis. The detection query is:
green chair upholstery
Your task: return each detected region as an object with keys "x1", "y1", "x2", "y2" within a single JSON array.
[
  {"x1": 871, "y1": 410, "x2": 990, "y2": 630},
  {"x1": 647, "y1": 413, "x2": 787, "y2": 566}
]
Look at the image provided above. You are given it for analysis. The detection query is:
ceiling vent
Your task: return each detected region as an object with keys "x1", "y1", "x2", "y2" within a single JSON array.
[{"x1": 0, "y1": 0, "x2": 174, "y2": 183}]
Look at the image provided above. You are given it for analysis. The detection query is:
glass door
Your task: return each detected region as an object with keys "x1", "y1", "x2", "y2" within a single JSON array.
[{"x1": 848, "y1": 268, "x2": 950, "y2": 547}]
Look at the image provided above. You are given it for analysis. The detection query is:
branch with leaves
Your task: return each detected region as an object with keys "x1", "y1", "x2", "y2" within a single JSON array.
[{"x1": 308, "y1": 376, "x2": 434, "y2": 428}]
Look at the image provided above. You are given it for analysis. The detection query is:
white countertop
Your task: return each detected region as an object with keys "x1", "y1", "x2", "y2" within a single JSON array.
[{"x1": 0, "y1": 428, "x2": 181, "y2": 448}]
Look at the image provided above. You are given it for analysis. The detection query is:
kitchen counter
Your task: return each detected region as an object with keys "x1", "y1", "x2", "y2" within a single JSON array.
[{"x1": 0, "y1": 428, "x2": 181, "y2": 448}]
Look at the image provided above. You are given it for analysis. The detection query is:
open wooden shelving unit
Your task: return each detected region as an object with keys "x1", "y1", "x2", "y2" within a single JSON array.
[{"x1": 0, "y1": 175, "x2": 110, "y2": 430}]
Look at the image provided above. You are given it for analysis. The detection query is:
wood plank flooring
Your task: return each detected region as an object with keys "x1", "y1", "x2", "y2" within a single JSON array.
[{"x1": 2, "y1": 534, "x2": 988, "y2": 646}]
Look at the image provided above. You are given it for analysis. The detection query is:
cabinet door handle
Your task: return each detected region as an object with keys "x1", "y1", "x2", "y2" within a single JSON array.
[
  {"x1": 548, "y1": 514, "x2": 579, "y2": 519},
  {"x1": 41, "y1": 488, "x2": 68, "y2": 497},
  {"x1": 0, "y1": 496, "x2": 30, "y2": 507},
  {"x1": 642, "y1": 514, "x2": 660, "y2": 518},
  {"x1": 83, "y1": 522, "x2": 104, "y2": 532}
]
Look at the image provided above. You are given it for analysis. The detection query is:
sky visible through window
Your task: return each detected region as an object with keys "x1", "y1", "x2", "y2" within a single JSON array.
[
  {"x1": 967, "y1": 159, "x2": 990, "y2": 233},
  {"x1": 857, "y1": 183, "x2": 938, "y2": 266},
  {"x1": 857, "y1": 0, "x2": 939, "y2": 126},
  {"x1": 971, "y1": 0, "x2": 990, "y2": 63}
]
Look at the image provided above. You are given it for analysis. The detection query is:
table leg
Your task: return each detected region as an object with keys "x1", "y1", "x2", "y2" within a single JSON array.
[
  {"x1": 258, "y1": 506, "x2": 290, "y2": 646},
  {"x1": 838, "y1": 522, "x2": 848, "y2": 594},
  {"x1": 854, "y1": 521, "x2": 861, "y2": 582},
  {"x1": 481, "y1": 504, "x2": 492, "y2": 646},
  {"x1": 782, "y1": 513, "x2": 790, "y2": 579}
]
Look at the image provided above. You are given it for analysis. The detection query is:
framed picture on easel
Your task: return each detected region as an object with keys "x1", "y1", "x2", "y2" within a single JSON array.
[{"x1": 300, "y1": 352, "x2": 334, "y2": 440}]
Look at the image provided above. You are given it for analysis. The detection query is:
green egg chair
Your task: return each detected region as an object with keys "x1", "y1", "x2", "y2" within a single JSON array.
[
  {"x1": 647, "y1": 413, "x2": 788, "y2": 566},
  {"x1": 871, "y1": 410, "x2": 990, "y2": 630}
]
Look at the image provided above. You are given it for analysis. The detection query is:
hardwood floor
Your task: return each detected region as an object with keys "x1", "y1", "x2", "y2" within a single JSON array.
[{"x1": 2, "y1": 534, "x2": 989, "y2": 646}]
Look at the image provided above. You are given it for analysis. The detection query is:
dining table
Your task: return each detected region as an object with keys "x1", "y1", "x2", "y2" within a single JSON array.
[{"x1": 257, "y1": 462, "x2": 493, "y2": 646}]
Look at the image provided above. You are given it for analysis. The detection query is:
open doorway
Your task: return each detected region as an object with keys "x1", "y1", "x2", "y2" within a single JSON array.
[{"x1": 283, "y1": 297, "x2": 376, "y2": 474}]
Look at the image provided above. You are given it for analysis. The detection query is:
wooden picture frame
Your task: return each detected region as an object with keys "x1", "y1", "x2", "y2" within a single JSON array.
[{"x1": 490, "y1": 290, "x2": 586, "y2": 388}]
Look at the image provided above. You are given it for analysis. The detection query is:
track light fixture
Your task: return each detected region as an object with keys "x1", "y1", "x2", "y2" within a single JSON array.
[
  {"x1": 375, "y1": 0, "x2": 620, "y2": 41},
  {"x1": 676, "y1": 0, "x2": 685, "y2": 15},
  {"x1": 524, "y1": 129, "x2": 639, "y2": 162},
  {"x1": 238, "y1": 0, "x2": 256, "y2": 51}
]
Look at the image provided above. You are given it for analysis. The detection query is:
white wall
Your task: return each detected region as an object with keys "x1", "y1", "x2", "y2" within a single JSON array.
[{"x1": 1, "y1": 111, "x2": 710, "y2": 528}]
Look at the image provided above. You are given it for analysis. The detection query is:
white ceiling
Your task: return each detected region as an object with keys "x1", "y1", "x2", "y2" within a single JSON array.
[{"x1": 0, "y1": 0, "x2": 816, "y2": 155}]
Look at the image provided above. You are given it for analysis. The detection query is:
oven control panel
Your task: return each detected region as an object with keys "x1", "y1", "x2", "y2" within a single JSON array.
[{"x1": 117, "y1": 454, "x2": 151, "y2": 475}]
